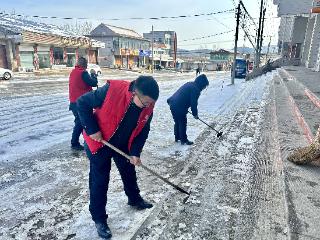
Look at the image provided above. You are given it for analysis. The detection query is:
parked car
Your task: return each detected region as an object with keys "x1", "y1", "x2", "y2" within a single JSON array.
[
  {"x1": 155, "y1": 64, "x2": 164, "y2": 70},
  {"x1": 231, "y1": 59, "x2": 247, "y2": 78},
  {"x1": 87, "y1": 64, "x2": 102, "y2": 75},
  {"x1": 0, "y1": 67, "x2": 13, "y2": 80}
]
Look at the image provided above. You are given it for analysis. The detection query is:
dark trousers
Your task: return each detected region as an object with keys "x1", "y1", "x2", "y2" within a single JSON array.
[
  {"x1": 71, "y1": 107, "x2": 83, "y2": 146},
  {"x1": 85, "y1": 144, "x2": 141, "y2": 223},
  {"x1": 170, "y1": 108, "x2": 188, "y2": 142}
]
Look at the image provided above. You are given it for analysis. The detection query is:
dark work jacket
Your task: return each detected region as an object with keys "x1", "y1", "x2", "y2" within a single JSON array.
[{"x1": 167, "y1": 74, "x2": 209, "y2": 116}]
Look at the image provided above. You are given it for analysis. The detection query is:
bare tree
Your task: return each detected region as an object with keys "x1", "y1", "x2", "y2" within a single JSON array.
[{"x1": 62, "y1": 21, "x2": 93, "y2": 36}]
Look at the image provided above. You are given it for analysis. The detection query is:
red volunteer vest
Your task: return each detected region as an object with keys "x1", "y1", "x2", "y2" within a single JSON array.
[
  {"x1": 83, "y1": 80, "x2": 154, "y2": 154},
  {"x1": 69, "y1": 65, "x2": 92, "y2": 103}
]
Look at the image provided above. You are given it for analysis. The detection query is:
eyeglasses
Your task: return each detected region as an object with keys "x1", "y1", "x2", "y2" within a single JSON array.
[{"x1": 135, "y1": 92, "x2": 150, "y2": 108}]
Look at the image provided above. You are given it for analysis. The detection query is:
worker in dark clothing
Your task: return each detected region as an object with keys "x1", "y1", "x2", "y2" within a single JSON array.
[
  {"x1": 77, "y1": 76, "x2": 159, "y2": 239},
  {"x1": 167, "y1": 74, "x2": 209, "y2": 145},
  {"x1": 69, "y1": 57, "x2": 98, "y2": 151},
  {"x1": 196, "y1": 66, "x2": 201, "y2": 76}
]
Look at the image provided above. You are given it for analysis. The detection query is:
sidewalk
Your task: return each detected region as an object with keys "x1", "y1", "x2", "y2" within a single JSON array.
[
  {"x1": 282, "y1": 66, "x2": 320, "y2": 98},
  {"x1": 273, "y1": 66, "x2": 320, "y2": 239}
]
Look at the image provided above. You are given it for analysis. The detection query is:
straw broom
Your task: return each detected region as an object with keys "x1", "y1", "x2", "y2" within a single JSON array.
[{"x1": 287, "y1": 127, "x2": 320, "y2": 164}]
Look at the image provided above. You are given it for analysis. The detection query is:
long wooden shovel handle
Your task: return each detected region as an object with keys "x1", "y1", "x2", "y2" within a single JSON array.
[{"x1": 101, "y1": 140, "x2": 190, "y2": 195}]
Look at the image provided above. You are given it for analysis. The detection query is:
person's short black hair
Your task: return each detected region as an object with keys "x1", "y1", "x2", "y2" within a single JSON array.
[
  {"x1": 77, "y1": 57, "x2": 88, "y2": 68},
  {"x1": 135, "y1": 76, "x2": 159, "y2": 101}
]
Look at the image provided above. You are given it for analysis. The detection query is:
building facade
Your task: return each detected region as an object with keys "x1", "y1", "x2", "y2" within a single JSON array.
[
  {"x1": 273, "y1": 0, "x2": 320, "y2": 71},
  {"x1": 90, "y1": 24, "x2": 150, "y2": 69},
  {"x1": 209, "y1": 49, "x2": 233, "y2": 62},
  {"x1": 151, "y1": 43, "x2": 172, "y2": 68},
  {"x1": 143, "y1": 30, "x2": 177, "y2": 67},
  {"x1": 0, "y1": 15, "x2": 104, "y2": 71}
]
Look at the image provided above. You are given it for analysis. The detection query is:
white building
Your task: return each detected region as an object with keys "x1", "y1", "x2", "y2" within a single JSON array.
[
  {"x1": 151, "y1": 43, "x2": 172, "y2": 68},
  {"x1": 273, "y1": 0, "x2": 320, "y2": 71}
]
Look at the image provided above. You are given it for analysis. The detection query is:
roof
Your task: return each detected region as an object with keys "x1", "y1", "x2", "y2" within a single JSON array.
[
  {"x1": 210, "y1": 49, "x2": 233, "y2": 54},
  {"x1": 0, "y1": 14, "x2": 77, "y2": 37},
  {"x1": 103, "y1": 24, "x2": 143, "y2": 39},
  {"x1": 0, "y1": 14, "x2": 105, "y2": 48}
]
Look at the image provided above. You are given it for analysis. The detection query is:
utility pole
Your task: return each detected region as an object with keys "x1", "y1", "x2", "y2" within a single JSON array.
[
  {"x1": 258, "y1": 8, "x2": 266, "y2": 64},
  {"x1": 255, "y1": 0, "x2": 264, "y2": 68},
  {"x1": 266, "y1": 36, "x2": 272, "y2": 61},
  {"x1": 173, "y1": 32, "x2": 177, "y2": 69},
  {"x1": 151, "y1": 25, "x2": 154, "y2": 74},
  {"x1": 231, "y1": 2, "x2": 241, "y2": 85}
]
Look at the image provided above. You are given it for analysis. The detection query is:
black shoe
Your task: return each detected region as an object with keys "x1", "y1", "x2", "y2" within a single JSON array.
[
  {"x1": 175, "y1": 139, "x2": 180, "y2": 142},
  {"x1": 181, "y1": 140, "x2": 193, "y2": 145},
  {"x1": 95, "y1": 221, "x2": 112, "y2": 239},
  {"x1": 128, "y1": 198, "x2": 153, "y2": 210},
  {"x1": 71, "y1": 144, "x2": 84, "y2": 151}
]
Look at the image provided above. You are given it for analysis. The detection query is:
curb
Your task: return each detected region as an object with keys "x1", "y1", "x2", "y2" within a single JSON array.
[
  {"x1": 304, "y1": 88, "x2": 320, "y2": 109},
  {"x1": 288, "y1": 95, "x2": 313, "y2": 144},
  {"x1": 278, "y1": 69, "x2": 314, "y2": 144}
]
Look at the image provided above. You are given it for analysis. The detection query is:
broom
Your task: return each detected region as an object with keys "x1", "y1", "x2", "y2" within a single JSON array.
[{"x1": 287, "y1": 128, "x2": 320, "y2": 165}]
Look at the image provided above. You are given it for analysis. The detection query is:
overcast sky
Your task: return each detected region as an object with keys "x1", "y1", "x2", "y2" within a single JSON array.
[{"x1": 0, "y1": 0, "x2": 280, "y2": 50}]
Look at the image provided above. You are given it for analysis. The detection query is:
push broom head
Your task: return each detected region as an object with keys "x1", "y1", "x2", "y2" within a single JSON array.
[{"x1": 287, "y1": 144, "x2": 320, "y2": 165}]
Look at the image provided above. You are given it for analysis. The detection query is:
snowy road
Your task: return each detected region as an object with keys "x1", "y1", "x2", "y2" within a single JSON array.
[{"x1": 0, "y1": 70, "x2": 273, "y2": 239}]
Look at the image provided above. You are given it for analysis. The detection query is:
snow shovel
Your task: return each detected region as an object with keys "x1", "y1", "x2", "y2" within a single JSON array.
[
  {"x1": 101, "y1": 140, "x2": 190, "y2": 196},
  {"x1": 188, "y1": 111, "x2": 223, "y2": 138}
]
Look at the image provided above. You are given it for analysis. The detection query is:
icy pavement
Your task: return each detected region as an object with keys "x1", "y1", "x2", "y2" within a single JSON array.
[{"x1": 3, "y1": 69, "x2": 317, "y2": 239}]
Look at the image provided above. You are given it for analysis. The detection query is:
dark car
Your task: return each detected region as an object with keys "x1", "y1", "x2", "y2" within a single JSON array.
[
  {"x1": 155, "y1": 64, "x2": 164, "y2": 70},
  {"x1": 231, "y1": 59, "x2": 247, "y2": 78}
]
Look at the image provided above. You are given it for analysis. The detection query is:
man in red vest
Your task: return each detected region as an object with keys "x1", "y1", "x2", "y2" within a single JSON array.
[
  {"x1": 69, "y1": 57, "x2": 98, "y2": 150},
  {"x1": 77, "y1": 76, "x2": 159, "y2": 239}
]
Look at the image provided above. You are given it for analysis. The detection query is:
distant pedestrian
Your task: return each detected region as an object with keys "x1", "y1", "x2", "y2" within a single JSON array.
[
  {"x1": 77, "y1": 76, "x2": 159, "y2": 239},
  {"x1": 68, "y1": 57, "x2": 98, "y2": 150},
  {"x1": 196, "y1": 66, "x2": 201, "y2": 76},
  {"x1": 167, "y1": 74, "x2": 209, "y2": 145}
]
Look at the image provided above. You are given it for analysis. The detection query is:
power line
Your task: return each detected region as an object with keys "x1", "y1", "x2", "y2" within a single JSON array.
[
  {"x1": 0, "y1": 9, "x2": 234, "y2": 21},
  {"x1": 239, "y1": 1, "x2": 258, "y2": 28},
  {"x1": 179, "y1": 39, "x2": 234, "y2": 46},
  {"x1": 208, "y1": 17, "x2": 234, "y2": 30},
  {"x1": 179, "y1": 30, "x2": 233, "y2": 42}
]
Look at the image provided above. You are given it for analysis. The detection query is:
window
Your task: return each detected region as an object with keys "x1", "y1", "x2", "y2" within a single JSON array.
[
  {"x1": 53, "y1": 47, "x2": 64, "y2": 65},
  {"x1": 113, "y1": 38, "x2": 119, "y2": 49},
  {"x1": 38, "y1": 52, "x2": 50, "y2": 68}
]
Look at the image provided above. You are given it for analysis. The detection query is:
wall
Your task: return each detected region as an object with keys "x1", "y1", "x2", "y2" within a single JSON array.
[
  {"x1": 292, "y1": 17, "x2": 308, "y2": 44},
  {"x1": 275, "y1": 0, "x2": 313, "y2": 15},
  {"x1": 301, "y1": 17, "x2": 315, "y2": 65}
]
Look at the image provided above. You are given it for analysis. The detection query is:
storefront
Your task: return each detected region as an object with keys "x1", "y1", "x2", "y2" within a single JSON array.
[
  {"x1": 0, "y1": 15, "x2": 105, "y2": 71},
  {"x1": 19, "y1": 44, "x2": 34, "y2": 69},
  {"x1": 117, "y1": 48, "x2": 140, "y2": 68},
  {"x1": 0, "y1": 44, "x2": 8, "y2": 68},
  {"x1": 66, "y1": 48, "x2": 76, "y2": 67},
  {"x1": 88, "y1": 49, "x2": 97, "y2": 64},
  {"x1": 53, "y1": 47, "x2": 64, "y2": 65},
  {"x1": 312, "y1": 0, "x2": 320, "y2": 13},
  {"x1": 37, "y1": 45, "x2": 50, "y2": 69}
]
